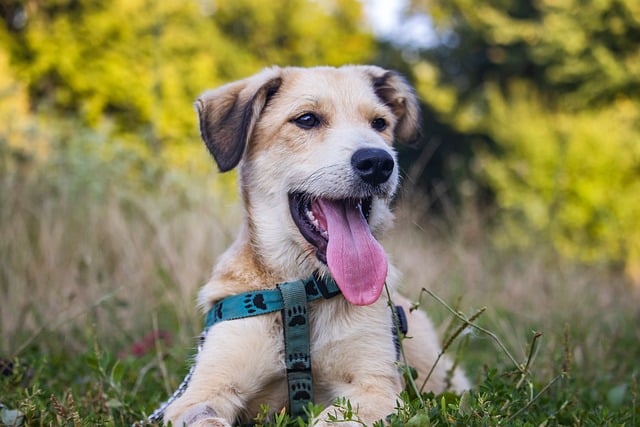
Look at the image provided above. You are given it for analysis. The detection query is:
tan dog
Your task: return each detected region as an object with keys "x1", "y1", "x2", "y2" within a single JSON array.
[{"x1": 163, "y1": 65, "x2": 469, "y2": 426}]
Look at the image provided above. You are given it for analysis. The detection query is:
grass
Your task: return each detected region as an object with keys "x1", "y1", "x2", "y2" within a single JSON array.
[{"x1": 1, "y1": 134, "x2": 639, "y2": 426}]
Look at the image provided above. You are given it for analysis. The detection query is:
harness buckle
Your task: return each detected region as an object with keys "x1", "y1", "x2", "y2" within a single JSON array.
[{"x1": 313, "y1": 273, "x2": 341, "y2": 299}]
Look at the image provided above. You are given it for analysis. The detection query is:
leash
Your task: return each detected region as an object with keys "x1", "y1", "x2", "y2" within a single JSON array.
[{"x1": 145, "y1": 273, "x2": 407, "y2": 424}]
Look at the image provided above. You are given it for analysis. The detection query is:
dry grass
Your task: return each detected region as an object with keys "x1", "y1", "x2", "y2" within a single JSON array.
[
  {"x1": 0, "y1": 159, "x2": 240, "y2": 356},
  {"x1": 388, "y1": 189, "x2": 640, "y2": 384}
]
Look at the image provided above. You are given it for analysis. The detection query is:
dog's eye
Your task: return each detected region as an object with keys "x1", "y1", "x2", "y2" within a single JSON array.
[
  {"x1": 293, "y1": 113, "x2": 321, "y2": 129},
  {"x1": 371, "y1": 118, "x2": 387, "y2": 131}
]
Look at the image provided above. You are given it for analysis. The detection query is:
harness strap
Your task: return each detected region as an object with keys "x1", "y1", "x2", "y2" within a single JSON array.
[
  {"x1": 205, "y1": 272, "x2": 340, "y2": 330},
  {"x1": 278, "y1": 280, "x2": 313, "y2": 418}
]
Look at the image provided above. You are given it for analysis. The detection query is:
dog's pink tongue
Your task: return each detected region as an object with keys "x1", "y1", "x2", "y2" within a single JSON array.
[{"x1": 317, "y1": 199, "x2": 387, "y2": 306}]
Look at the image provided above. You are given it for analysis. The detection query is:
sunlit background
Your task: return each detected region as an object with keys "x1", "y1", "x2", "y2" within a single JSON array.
[{"x1": 1, "y1": 0, "x2": 639, "y2": 424}]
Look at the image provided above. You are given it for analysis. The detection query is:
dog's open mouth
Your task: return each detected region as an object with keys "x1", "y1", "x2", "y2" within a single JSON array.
[{"x1": 289, "y1": 192, "x2": 388, "y2": 306}]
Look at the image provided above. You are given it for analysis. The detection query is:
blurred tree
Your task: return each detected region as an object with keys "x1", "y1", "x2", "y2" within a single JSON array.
[
  {"x1": 403, "y1": 0, "x2": 640, "y2": 282},
  {"x1": 410, "y1": 0, "x2": 640, "y2": 106},
  {"x1": 0, "y1": 0, "x2": 373, "y2": 172}
]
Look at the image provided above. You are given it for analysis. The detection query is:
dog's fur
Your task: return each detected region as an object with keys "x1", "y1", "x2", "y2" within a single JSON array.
[{"x1": 164, "y1": 65, "x2": 469, "y2": 427}]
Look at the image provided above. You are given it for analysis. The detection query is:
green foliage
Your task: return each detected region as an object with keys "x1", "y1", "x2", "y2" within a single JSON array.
[
  {"x1": 0, "y1": 337, "x2": 185, "y2": 425},
  {"x1": 0, "y1": 0, "x2": 374, "y2": 172},
  {"x1": 405, "y1": 0, "x2": 640, "y2": 282},
  {"x1": 477, "y1": 84, "x2": 640, "y2": 278},
  {"x1": 412, "y1": 0, "x2": 640, "y2": 106}
]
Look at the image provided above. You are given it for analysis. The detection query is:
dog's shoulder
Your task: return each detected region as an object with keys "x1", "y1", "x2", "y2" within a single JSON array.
[{"x1": 197, "y1": 233, "x2": 277, "y2": 312}]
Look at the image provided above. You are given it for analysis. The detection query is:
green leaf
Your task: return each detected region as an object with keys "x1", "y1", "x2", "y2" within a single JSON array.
[
  {"x1": 110, "y1": 360, "x2": 125, "y2": 384},
  {"x1": 458, "y1": 390, "x2": 472, "y2": 416},
  {"x1": 406, "y1": 412, "x2": 430, "y2": 427}
]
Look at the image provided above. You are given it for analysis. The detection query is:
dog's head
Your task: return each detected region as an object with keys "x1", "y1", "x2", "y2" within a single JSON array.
[{"x1": 196, "y1": 66, "x2": 420, "y2": 305}]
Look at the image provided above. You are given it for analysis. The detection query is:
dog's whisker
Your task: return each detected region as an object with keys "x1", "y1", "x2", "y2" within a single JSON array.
[
  {"x1": 295, "y1": 248, "x2": 315, "y2": 269},
  {"x1": 294, "y1": 249, "x2": 308, "y2": 265}
]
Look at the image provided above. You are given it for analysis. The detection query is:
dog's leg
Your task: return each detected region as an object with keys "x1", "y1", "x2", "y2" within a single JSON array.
[
  {"x1": 163, "y1": 315, "x2": 284, "y2": 426},
  {"x1": 312, "y1": 372, "x2": 402, "y2": 427},
  {"x1": 308, "y1": 306, "x2": 403, "y2": 427}
]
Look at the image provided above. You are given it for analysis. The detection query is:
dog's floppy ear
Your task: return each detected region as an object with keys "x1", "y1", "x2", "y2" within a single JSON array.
[
  {"x1": 363, "y1": 66, "x2": 422, "y2": 145},
  {"x1": 195, "y1": 68, "x2": 283, "y2": 172}
]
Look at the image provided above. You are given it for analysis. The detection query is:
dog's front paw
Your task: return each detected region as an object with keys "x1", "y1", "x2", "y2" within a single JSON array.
[{"x1": 166, "y1": 403, "x2": 231, "y2": 427}]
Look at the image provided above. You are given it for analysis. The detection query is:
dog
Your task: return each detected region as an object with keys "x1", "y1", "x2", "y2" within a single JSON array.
[{"x1": 162, "y1": 65, "x2": 469, "y2": 426}]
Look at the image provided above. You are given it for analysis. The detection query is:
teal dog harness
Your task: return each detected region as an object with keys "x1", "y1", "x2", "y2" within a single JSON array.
[
  {"x1": 147, "y1": 272, "x2": 341, "y2": 423},
  {"x1": 146, "y1": 272, "x2": 406, "y2": 424},
  {"x1": 205, "y1": 273, "x2": 341, "y2": 418}
]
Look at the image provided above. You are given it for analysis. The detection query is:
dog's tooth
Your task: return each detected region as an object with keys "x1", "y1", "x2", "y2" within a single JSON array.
[
  {"x1": 305, "y1": 208, "x2": 327, "y2": 236},
  {"x1": 306, "y1": 209, "x2": 316, "y2": 222}
]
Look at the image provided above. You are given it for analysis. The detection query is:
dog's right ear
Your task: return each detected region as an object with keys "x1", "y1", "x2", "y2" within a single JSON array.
[{"x1": 195, "y1": 68, "x2": 283, "y2": 172}]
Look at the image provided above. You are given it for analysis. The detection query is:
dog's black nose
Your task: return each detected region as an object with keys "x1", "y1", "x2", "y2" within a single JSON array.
[{"x1": 351, "y1": 148, "x2": 395, "y2": 185}]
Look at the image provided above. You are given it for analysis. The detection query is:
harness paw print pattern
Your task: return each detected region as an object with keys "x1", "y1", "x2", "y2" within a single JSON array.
[
  {"x1": 213, "y1": 302, "x2": 224, "y2": 323},
  {"x1": 243, "y1": 293, "x2": 268, "y2": 313},
  {"x1": 287, "y1": 352, "x2": 310, "y2": 371},
  {"x1": 290, "y1": 380, "x2": 312, "y2": 402},
  {"x1": 304, "y1": 280, "x2": 320, "y2": 297},
  {"x1": 287, "y1": 305, "x2": 307, "y2": 327}
]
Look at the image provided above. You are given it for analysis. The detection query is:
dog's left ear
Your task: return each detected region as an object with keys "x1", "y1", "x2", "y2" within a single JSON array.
[
  {"x1": 364, "y1": 67, "x2": 422, "y2": 145},
  {"x1": 195, "y1": 68, "x2": 283, "y2": 172}
]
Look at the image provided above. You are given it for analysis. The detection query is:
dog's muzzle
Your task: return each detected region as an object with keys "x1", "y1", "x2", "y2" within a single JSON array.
[{"x1": 287, "y1": 148, "x2": 396, "y2": 306}]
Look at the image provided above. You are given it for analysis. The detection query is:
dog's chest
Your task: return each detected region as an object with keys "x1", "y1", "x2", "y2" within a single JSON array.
[{"x1": 308, "y1": 298, "x2": 396, "y2": 375}]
